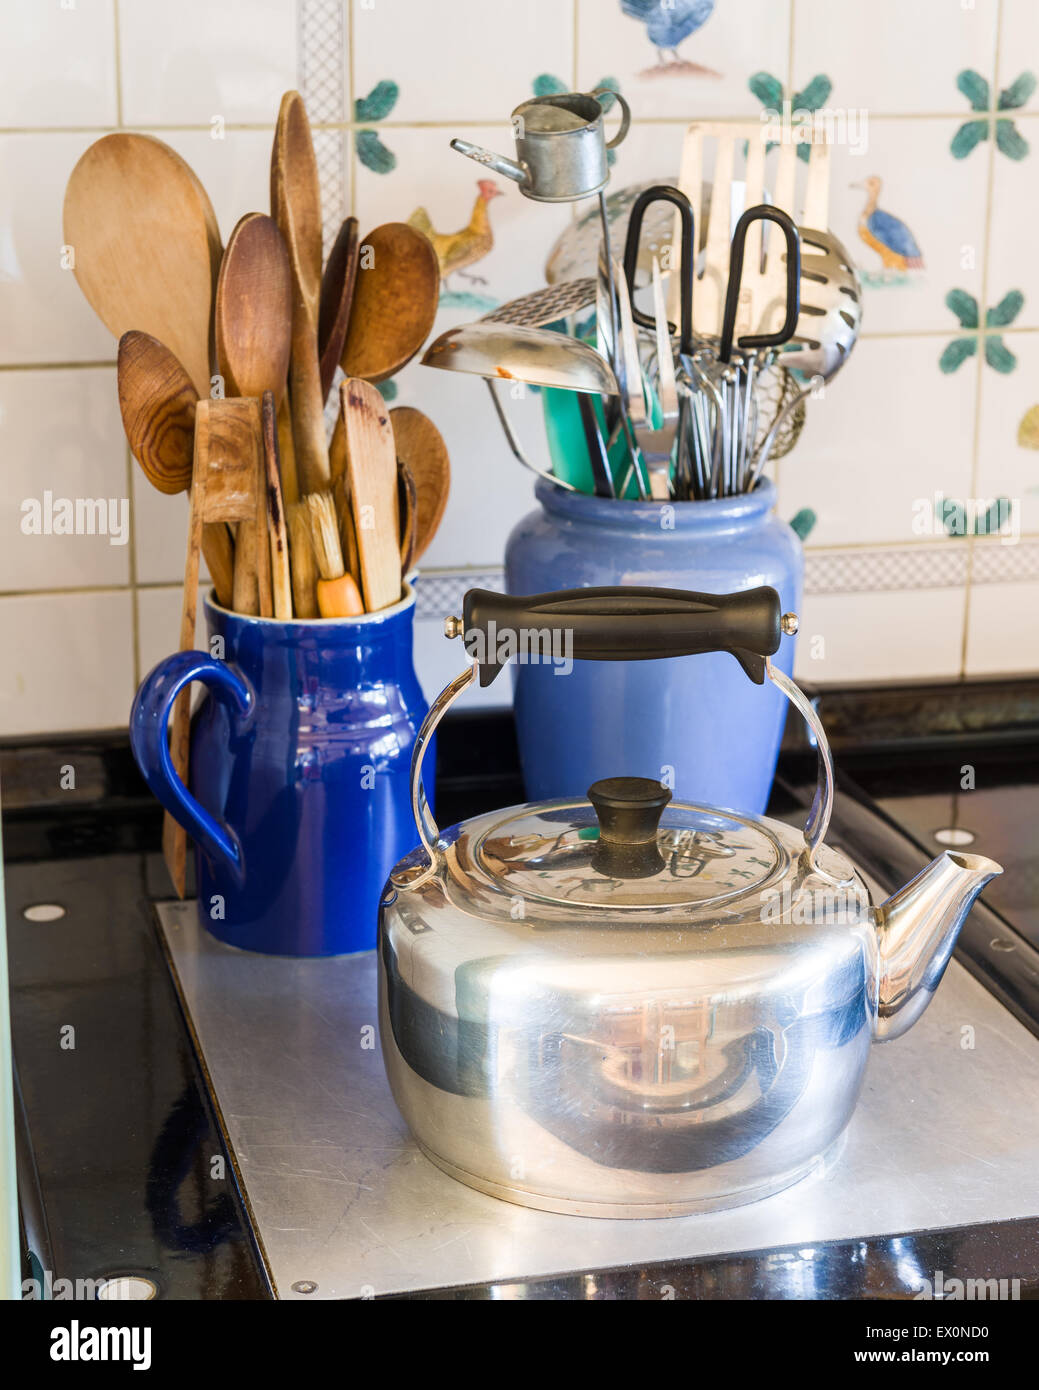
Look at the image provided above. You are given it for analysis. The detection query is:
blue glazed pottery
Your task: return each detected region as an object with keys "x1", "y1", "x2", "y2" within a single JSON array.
[
  {"x1": 130, "y1": 585, "x2": 429, "y2": 956},
  {"x1": 504, "y1": 479, "x2": 802, "y2": 814}
]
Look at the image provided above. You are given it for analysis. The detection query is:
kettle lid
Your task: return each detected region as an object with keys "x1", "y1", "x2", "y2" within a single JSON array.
[{"x1": 470, "y1": 777, "x2": 785, "y2": 911}]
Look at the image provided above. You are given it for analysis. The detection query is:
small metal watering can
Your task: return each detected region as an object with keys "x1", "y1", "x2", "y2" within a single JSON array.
[{"x1": 450, "y1": 88, "x2": 631, "y2": 203}]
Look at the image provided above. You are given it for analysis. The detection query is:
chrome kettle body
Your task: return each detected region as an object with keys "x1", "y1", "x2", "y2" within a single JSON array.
[{"x1": 378, "y1": 586, "x2": 1001, "y2": 1218}]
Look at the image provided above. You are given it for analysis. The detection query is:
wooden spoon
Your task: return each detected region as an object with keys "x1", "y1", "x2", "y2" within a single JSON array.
[
  {"x1": 389, "y1": 406, "x2": 450, "y2": 563},
  {"x1": 397, "y1": 458, "x2": 417, "y2": 577},
  {"x1": 341, "y1": 223, "x2": 439, "y2": 383},
  {"x1": 117, "y1": 330, "x2": 196, "y2": 495},
  {"x1": 215, "y1": 210, "x2": 297, "y2": 509},
  {"x1": 318, "y1": 216, "x2": 359, "y2": 402},
  {"x1": 117, "y1": 331, "x2": 234, "y2": 606},
  {"x1": 270, "y1": 90, "x2": 330, "y2": 495},
  {"x1": 64, "y1": 133, "x2": 219, "y2": 396},
  {"x1": 215, "y1": 213, "x2": 292, "y2": 402}
]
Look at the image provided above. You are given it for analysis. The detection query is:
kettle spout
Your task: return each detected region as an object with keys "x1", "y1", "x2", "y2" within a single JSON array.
[
  {"x1": 450, "y1": 138, "x2": 529, "y2": 188},
  {"x1": 873, "y1": 851, "x2": 1002, "y2": 1041}
]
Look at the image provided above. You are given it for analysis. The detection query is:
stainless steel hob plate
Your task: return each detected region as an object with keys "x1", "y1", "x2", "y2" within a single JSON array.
[{"x1": 157, "y1": 900, "x2": 1039, "y2": 1299}]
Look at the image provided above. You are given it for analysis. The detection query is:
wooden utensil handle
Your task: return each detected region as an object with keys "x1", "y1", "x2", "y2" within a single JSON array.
[{"x1": 289, "y1": 331, "x2": 330, "y2": 494}]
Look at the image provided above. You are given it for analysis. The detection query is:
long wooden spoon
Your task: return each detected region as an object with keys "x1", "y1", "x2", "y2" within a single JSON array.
[
  {"x1": 341, "y1": 223, "x2": 440, "y2": 383},
  {"x1": 215, "y1": 212, "x2": 292, "y2": 402},
  {"x1": 318, "y1": 215, "x2": 359, "y2": 402},
  {"x1": 117, "y1": 331, "x2": 233, "y2": 606},
  {"x1": 389, "y1": 406, "x2": 450, "y2": 563},
  {"x1": 64, "y1": 134, "x2": 219, "y2": 396},
  {"x1": 271, "y1": 90, "x2": 329, "y2": 495}
]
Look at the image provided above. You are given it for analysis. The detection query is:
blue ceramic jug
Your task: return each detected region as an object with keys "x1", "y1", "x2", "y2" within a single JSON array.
[
  {"x1": 130, "y1": 586, "x2": 429, "y2": 956},
  {"x1": 504, "y1": 480, "x2": 802, "y2": 814}
]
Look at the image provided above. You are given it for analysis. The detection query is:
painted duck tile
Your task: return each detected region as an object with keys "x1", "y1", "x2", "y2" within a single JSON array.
[
  {"x1": 577, "y1": 0, "x2": 790, "y2": 120},
  {"x1": 823, "y1": 120, "x2": 987, "y2": 335},
  {"x1": 351, "y1": 0, "x2": 572, "y2": 124},
  {"x1": 793, "y1": 0, "x2": 997, "y2": 114}
]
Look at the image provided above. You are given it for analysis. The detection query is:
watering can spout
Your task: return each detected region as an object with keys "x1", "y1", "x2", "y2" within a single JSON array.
[
  {"x1": 873, "y1": 851, "x2": 1002, "y2": 1041},
  {"x1": 450, "y1": 138, "x2": 529, "y2": 188}
]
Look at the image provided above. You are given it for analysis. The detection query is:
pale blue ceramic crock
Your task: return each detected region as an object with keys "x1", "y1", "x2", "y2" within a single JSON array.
[{"x1": 504, "y1": 478, "x2": 802, "y2": 814}]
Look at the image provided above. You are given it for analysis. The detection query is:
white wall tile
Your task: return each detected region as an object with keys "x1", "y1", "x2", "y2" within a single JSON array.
[
  {"x1": 578, "y1": 0, "x2": 790, "y2": 121},
  {"x1": 0, "y1": 0, "x2": 117, "y2": 128},
  {"x1": 136, "y1": 584, "x2": 205, "y2": 682},
  {"x1": 145, "y1": 128, "x2": 278, "y2": 247},
  {"x1": 352, "y1": 0, "x2": 574, "y2": 125},
  {"x1": 965, "y1": 578, "x2": 1039, "y2": 675},
  {"x1": 776, "y1": 336, "x2": 977, "y2": 548},
  {"x1": 793, "y1": 0, "x2": 997, "y2": 115},
  {"x1": 132, "y1": 471, "x2": 195, "y2": 586},
  {"x1": 975, "y1": 331, "x2": 1039, "y2": 538},
  {"x1": 119, "y1": 0, "x2": 297, "y2": 126},
  {"x1": 998, "y1": 0, "x2": 1039, "y2": 110},
  {"x1": 985, "y1": 117, "x2": 1039, "y2": 331},
  {"x1": 0, "y1": 133, "x2": 118, "y2": 365},
  {"x1": 0, "y1": 367, "x2": 129, "y2": 591},
  {"x1": 794, "y1": 586, "x2": 966, "y2": 684},
  {"x1": 0, "y1": 589, "x2": 133, "y2": 735}
]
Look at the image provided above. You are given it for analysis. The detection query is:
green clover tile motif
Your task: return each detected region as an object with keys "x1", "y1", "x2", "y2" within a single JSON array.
[
  {"x1": 788, "y1": 508, "x2": 817, "y2": 541},
  {"x1": 355, "y1": 80, "x2": 399, "y2": 174},
  {"x1": 936, "y1": 496, "x2": 1013, "y2": 537},
  {"x1": 939, "y1": 289, "x2": 1022, "y2": 373},
  {"x1": 749, "y1": 72, "x2": 833, "y2": 162},
  {"x1": 532, "y1": 75, "x2": 622, "y2": 164},
  {"x1": 951, "y1": 69, "x2": 1035, "y2": 160}
]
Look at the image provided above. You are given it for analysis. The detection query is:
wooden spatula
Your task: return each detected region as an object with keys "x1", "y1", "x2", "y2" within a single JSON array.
[
  {"x1": 271, "y1": 90, "x2": 330, "y2": 495},
  {"x1": 339, "y1": 378, "x2": 401, "y2": 612},
  {"x1": 64, "y1": 133, "x2": 219, "y2": 396}
]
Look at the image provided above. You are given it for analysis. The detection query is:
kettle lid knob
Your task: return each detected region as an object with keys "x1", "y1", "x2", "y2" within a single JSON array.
[{"x1": 587, "y1": 777, "x2": 671, "y2": 846}]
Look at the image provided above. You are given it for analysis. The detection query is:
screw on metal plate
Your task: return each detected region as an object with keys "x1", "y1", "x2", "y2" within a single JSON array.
[
  {"x1": 934, "y1": 827, "x2": 976, "y2": 847},
  {"x1": 781, "y1": 613, "x2": 799, "y2": 636},
  {"x1": 444, "y1": 615, "x2": 464, "y2": 638},
  {"x1": 292, "y1": 1280, "x2": 318, "y2": 1295},
  {"x1": 96, "y1": 1275, "x2": 158, "y2": 1301},
  {"x1": 23, "y1": 903, "x2": 66, "y2": 922}
]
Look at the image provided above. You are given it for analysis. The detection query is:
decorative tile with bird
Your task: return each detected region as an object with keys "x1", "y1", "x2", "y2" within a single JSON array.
[
  {"x1": 852, "y1": 175, "x2": 925, "y2": 286},
  {"x1": 618, "y1": 0, "x2": 719, "y2": 79}
]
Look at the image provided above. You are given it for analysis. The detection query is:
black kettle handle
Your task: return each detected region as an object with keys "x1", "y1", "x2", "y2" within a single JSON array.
[
  {"x1": 391, "y1": 587, "x2": 837, "y2": 894},
  {"x1": 461, "y1": 584, "x2": 783, "y2": 687}
]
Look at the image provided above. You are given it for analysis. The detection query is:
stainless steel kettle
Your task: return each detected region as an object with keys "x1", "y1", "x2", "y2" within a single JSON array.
[
  {"x1": 450, "y1": 88, "x2": 631, "y2": 202},
  {"x1": 378, "y1": 586, "x2": 1001, "y2": 1219}
]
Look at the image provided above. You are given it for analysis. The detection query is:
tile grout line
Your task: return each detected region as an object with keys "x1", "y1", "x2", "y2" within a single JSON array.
[
  {"x1": 111, "y1": 0, "x2": 124, "y2": 128},
  {"x1": 9, "y1": 111, "x2": 1039, "y2": 138},
  {"x1": 113, "y1": 0, "x2": 140, "y2": 691},
  {"x1": 960, "y1": 0, "x2": 1004, "y2": 678},
  {"x1": 347, "y1": 0, "x2": 356, "y2": 219}
]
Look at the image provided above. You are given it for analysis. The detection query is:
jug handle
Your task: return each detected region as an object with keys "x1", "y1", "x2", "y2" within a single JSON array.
[
  {"x1": 395, "y1": 587, "x2": 836, "y2": 888},
  {"x1": 130, "y1": 650, "x2": 254, "y2": 885},
  {"x1": 593, "y1": 88, "x2": 631, "y2": 149}
]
